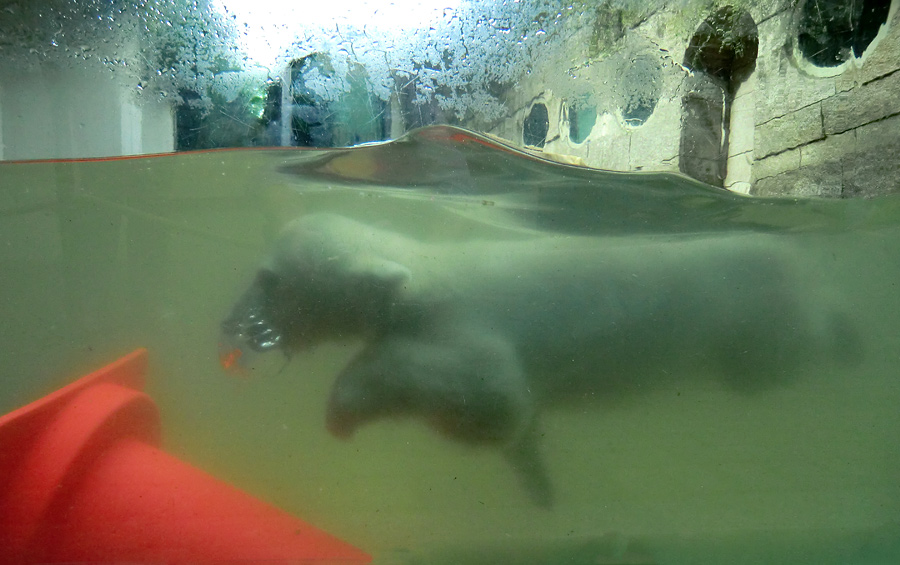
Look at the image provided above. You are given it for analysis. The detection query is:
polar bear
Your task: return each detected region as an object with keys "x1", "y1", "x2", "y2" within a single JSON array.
[{"x1": 221, "y1": 213, "x2": 857, "y2": 507}]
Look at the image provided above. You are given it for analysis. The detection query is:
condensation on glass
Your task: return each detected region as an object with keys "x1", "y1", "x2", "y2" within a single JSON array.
[{"x1": 0, "y1": 1, "x2": 896, "y2": 185}]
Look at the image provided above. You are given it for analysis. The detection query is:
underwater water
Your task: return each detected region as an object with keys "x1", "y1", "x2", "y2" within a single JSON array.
[{"x1": 1, "y1": 126, "x2": 899, "y2": 564}]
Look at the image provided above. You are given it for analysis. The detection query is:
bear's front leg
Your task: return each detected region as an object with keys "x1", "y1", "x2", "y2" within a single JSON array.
[{"x1": 325, "y1": 327, "x2": 553, "y2": 507}]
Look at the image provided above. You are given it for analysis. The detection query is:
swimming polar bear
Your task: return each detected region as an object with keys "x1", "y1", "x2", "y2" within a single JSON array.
[{"x1": 221, "y1": 213, "x2": 857, "y2": 507}]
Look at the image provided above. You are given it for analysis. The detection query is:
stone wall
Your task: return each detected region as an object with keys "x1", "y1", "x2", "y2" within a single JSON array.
[
  {"x1": 481, "y1": 1, "x2": 900, "y2": 198},
  {"x1": 751, "y1": 2, "x2": 900, "y2": 197}
]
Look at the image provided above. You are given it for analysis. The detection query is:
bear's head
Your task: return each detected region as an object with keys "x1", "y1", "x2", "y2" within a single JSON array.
[{"x1": 221, "y1": 214, "x2": 411, "y2": 356}]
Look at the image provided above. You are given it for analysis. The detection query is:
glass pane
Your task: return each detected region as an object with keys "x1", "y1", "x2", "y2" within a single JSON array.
[{"x1": 1, "y1": 1, "x2": 899, "y2": 563}]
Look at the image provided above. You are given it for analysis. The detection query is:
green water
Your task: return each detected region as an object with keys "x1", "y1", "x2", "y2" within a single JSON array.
[{"x1": 1, "y1": 127, "x2": 899, "y2": 563}]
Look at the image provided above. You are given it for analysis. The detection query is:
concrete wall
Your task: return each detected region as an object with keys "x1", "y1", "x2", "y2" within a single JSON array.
[
  {"x1": 0, "y1": 61, "x2": 173, "y2": 161},
  {"x1": 486, "y1": 24, "x2": 688, "y2": 177},
  {"x1": 483, "y1": 0, "x2": 900, "y2": 198}
]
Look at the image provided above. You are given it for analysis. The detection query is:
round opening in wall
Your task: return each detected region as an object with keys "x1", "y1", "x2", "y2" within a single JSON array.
[
  {"x1": 683, "y1": 6, "x2": 759, "y2": 90},
  {"x1": 568, "y1": 101, "x2": 596, "y2": 144},
  {"x1": 796, "y1": 0, "x2": 891, "y2": 68},
  {"x1": 621, "y1": 95, "x2": 655, "y2": 127},
  {"x1": 523, "y1": 103, "x2": 549, "y2": 148},
  {"x1": 616, "y1": 55, "x2": 662, "y2": 127}
]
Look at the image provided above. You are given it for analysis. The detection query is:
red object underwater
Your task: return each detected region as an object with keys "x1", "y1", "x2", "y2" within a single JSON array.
[{"x1": 0, "y1": 348, "x2": 371, "y2": 564}]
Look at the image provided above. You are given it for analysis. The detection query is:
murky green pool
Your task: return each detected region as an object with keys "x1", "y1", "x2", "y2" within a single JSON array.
[{"x1": 1, "y1": 127, "x2": 898, "y2": 564}]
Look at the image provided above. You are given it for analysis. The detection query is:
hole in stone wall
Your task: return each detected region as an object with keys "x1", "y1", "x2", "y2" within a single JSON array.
[
  {"x1": 568, "y1": 101, "x2": 597, "y2": 144},
  {"x1": 523, "y1": 103, "x2": 549, "y2": 148},
  {"x1": 680, "y1": 6, "x2": 758, "y2": 187},
  {"x1": 622, "y1": 100, "x2": 655, "y2": 126},
  {"x1": 617, "y1": 56, "x2": 662, "y2": 127},
  {"x1": 683, "y1": 6, "x2": 759, "y2": 91},
  {"x1": 797, "y1": 0, "x2": 891, "y2": 67}
]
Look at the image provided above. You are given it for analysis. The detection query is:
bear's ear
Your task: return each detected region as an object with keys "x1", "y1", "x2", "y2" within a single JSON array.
[{"x1": 345, "y1": 256, "x2": 412, "y2": 290}]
